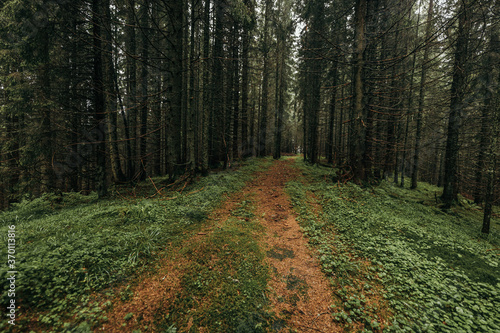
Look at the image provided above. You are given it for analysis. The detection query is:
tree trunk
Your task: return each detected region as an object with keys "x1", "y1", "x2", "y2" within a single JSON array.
[
  {"x1": 125, "y1": 0, "x2": 137, "y2": 181},
  {"x1": 349, "y1": 0, "x2": 367, "y2": 182},
  {"x1": 188, "y1": 0, "x2": 197, "y2": 171},
  {"x1": 481, "y1": 32, "x2": 499, "y2": 234},
  {"x1": 181, "y1": 0, "x2": 189, "y2": 168},
  {"x1": 274, "y1": 1, "x2": 288, "y2": 160},
  {"x1": 201, "y1": 0, "x2": 211, "y2": 175},
  {"x1": 481, "y1": 162, "x2": 495, "y2": 234},
  {"x1": 241, "y1": 0, "x2": 253, "y2": 158},
  {"x1": 39, "y1": 26, "x2": 54, "y2": 193},
  {"x1": 138, "y1": 0, "x2": 149, "y2": 180},
  {"x1": 151, "y1": 1, "x2": 162, "y2": 176},
  {"x1": 103, "y1": 0, "x2": 125, "y2": 183},
  {"x1": 326, "y1": 60, "x2": 337, "y2": 165},
  {"x1": 92, "y1": 0, "x2": 108, "y2": 198},
  {"x1": 167, "y1": 0, "x2": 184, "y2": 178},
  {"x1": 411, "y1": 0, "x2": 434, "y2": 189},
  {"x1": 384, "y1": 23, "x2": 401, "y2": 180},
  {"x1": 442, "y1": 0, "x2": 470, "y2": 207},
  {"x1": 232, "y1": 23, "x2": 240, "y2": 160},
  {"x1": 362, "y1": 0, "x2": 380, "y2": 178},
  {"x1": 259, "y1": 0, "x2": 271, "y2": 157},
  {"x1": 474, "y1": 33, "x2": 499, "y2": 204},
  {"x1": 212, "y1": 0, "x2": 225, "y2": 165}
]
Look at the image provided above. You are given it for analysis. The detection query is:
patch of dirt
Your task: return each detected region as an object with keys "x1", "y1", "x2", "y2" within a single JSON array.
[
  {"x1": 251, "y1": 159, "x2": 342, "y2": 333},
  {"x1": 94, "y1": 251, "x2": 187, "y2": 332}
]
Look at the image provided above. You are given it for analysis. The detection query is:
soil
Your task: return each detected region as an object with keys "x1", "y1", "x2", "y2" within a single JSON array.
[{"x1": 249, "y1": 159, "x2": 341, "y2": 332}]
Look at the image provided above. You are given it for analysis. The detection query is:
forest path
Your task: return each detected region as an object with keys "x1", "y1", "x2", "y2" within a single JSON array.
[
  {"x1": 249, "y1": 158, "x2": 341, "y2": 332},
  {"x1": 97, "y1": 158, "x2": 341, "y2": 332}
]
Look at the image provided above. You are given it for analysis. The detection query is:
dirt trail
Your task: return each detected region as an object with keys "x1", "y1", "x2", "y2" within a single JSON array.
[
  {"x1": 97, "y1": 158, "x2": 340, "y2": 332},
  {"x1": 250, "y1": 158, "x2": 340, "y2": 332}
]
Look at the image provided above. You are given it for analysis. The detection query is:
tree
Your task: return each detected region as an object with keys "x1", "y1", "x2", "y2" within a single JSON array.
[
  {"x1": 103, "y1": 0, "x2": 126, "y2": 183},
  {"x1": 273, "y1": 0, "x2": 293, "y2": 159},
  {"x1": 125, "y1": 0, "x2": 137, "y2": 181},
  {"x1": 138, "y1": 0, "x2": 150, "y2": 180},
  {"x1": 480, "y1": 31, "x2": 500, "y2": 234},
  {"x1": 92, "y1": 0, "x2": 108, "y2": 198},
  {"x1": 241, "y1": 0, "x2": 255, "y2": 158},
  {"x1": 258, "y1": 0, "x2": 272, "y2": 157},
  {"x1": 300, "y1": 0, "x2": 325, "y2": 165},
  {"x1": 411, "y1": 0, "x2": 434, "y2": 189},
  {"x1": 442, "y1": 0, "x2": 471, "y2": 207},
  {"x1": 349, "y1": 0, "x2": 368, "y2": 181},
  {"x1": 201, "y1": 0, "x2": 211, "y2": 175},
  {"x1": 167, "y1": 0, "x2": 184, "y2": 178}
]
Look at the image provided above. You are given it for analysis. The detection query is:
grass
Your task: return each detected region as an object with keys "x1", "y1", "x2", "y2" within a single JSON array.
[
  {"x1": 0, "y1": 157, "x2": 273, "y2": 332},
  {"x1": 290, "y1": 160, "x2": 500, "y2": 332}
]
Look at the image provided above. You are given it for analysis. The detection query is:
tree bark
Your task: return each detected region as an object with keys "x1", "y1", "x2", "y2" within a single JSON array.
[
  {"x1": 92, "y1": 0, "x2": 108, "y2": 198},
  {"x1": 167, "y1": 0, "x2": 184, "y2": 178},
  {"x1": 362, "y1": 0, "x2": 380, "y2": 178},
  {"x1": 103, "y1": 0, "x2": 125, "y2": 183},
  {"x1": 241, "y1": 0, "x2": 254, "y2": 158},
  {"x1": 138, "y1": 0, "x2": 149, "y2": 180},
  {"x1": 201, "y1": 0, "x2": 211, "y2": 175},
  {"x1": 349, "y1": 0, "x2": 367, "y2": 182},
  {"x1": 232, "y1": 23, "x2": 240, "y2": 160},
  {"x1": 125, "y1": 0, "x2": 137, "y2": 181},
  {"x1": 259, "y1": 0, "x2": 271, "y2": 157},
  {"x1": 481, "y1": 32, "x2": 499, "y2": 234},
  {"x1": 411, "y1": 0, "x2": 434, "y2": 189},
  {"x1": 442, "y1": 0, "x2": 470, "y2": 207}
]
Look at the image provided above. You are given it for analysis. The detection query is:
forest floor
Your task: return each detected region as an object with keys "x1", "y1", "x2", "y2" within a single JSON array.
[
  {"x1": 1, "y1": 157, "x2": 499, "y2": 332},
  {"x1": 97, "y1": 158, "x2": 348, "y2": 332}
]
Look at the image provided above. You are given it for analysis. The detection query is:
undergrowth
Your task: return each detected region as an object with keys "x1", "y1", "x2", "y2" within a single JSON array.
[
  {"x1": 0, "y1": 158, "x2": 273, "y2": 332},
  {"x1": 290, "y1": 161, "x2": 500, "y2": 332}
]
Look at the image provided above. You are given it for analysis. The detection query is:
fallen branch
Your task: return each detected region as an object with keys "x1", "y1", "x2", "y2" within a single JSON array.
[
  {"x1": 160, "y1": 186, "x2": 205, "y2": 202},
  {"x1": 162, "y1": 196, "x2": 179, "y2": 201},
  {"x1": 115, "y1": 189, "x2": 133, "y2": 201},
  {"x1": 179, "y1": 179, "x2": 189, "y2": 194},
  {"x1": 149, "y1": 187, "x2": 165, "y2": 198},
  {"x1": 148, "y1": 175, "x2": 164, "y2": 198},
  {"x1": 186, "y1": 186, "x2": 205, "y2": 196}
]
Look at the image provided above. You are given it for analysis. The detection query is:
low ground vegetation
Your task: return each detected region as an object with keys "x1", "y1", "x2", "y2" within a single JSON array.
[
  {"x1": 291, "y1": 161, "x2": 500, "y2": 332},
  {"x1": 0, "y1": 158, "x2": 273, "y2": 332},
  {"x1": 0, "y1": 157, "x2": 498, "y2": 332}
]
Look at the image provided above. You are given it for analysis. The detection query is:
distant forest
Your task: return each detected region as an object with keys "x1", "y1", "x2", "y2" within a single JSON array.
[{"x1": 0, "y1": 0, "x2": 498, "y2": 231}]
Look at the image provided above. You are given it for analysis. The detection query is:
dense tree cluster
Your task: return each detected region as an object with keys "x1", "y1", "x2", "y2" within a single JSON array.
[
  {"x1": 0, "y1": 0, "x2": 295, "y2": 202},
  {"x1": 0, "y1": 0, "x2": 498, "y2": 232},
  {"x1": 296, "y1": 0, "x2": 500, "y2": 233}
]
